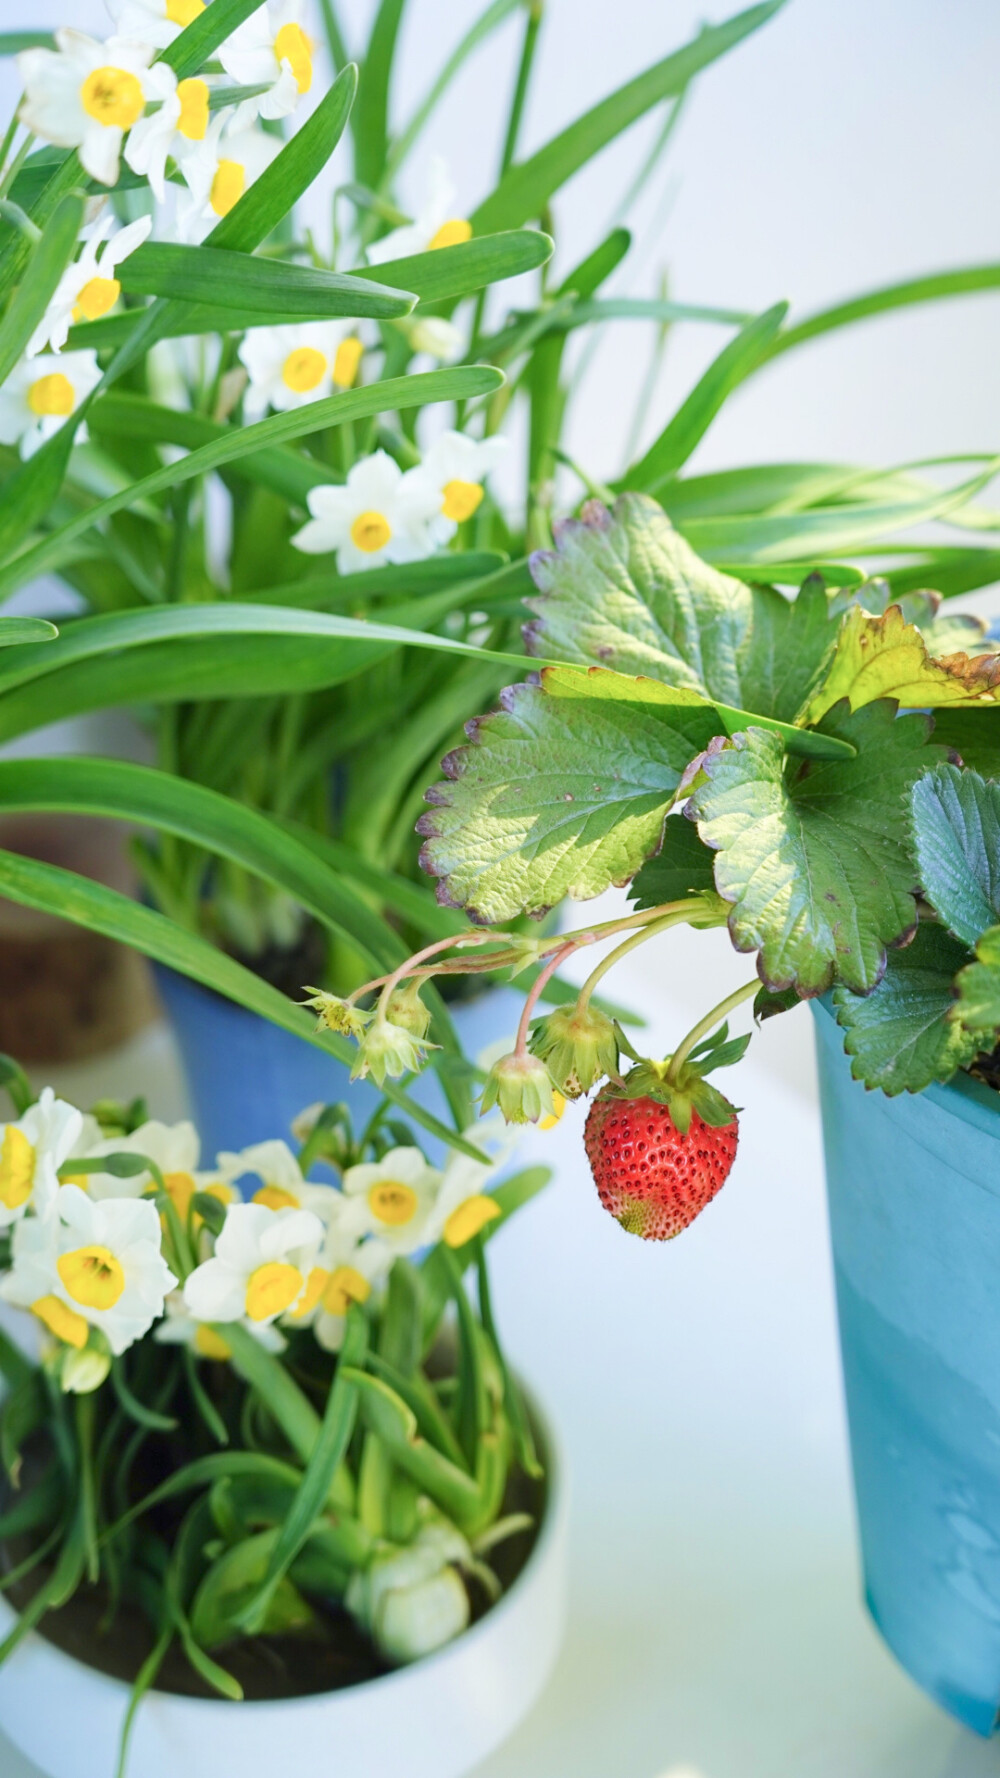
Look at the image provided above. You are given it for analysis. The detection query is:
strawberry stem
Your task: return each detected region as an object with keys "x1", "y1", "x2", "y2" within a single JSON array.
[
  {"x1": 575, "y1": 908, "x2": 696, "y2": 1013},
  {"x1": 664, "y1": 980, "x2": 759, "y2": 1086},
  {"x1": 514, "y1": 942, "x2": 578, "y2": 1059}
]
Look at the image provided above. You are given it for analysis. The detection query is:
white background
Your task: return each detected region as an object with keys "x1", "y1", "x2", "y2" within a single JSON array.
[{"x1": 1, "y1": 1, "x2": 1000, "y2": 1773}]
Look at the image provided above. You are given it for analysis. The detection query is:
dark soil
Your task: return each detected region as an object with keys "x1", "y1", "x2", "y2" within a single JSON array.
[
  {"x1": 231, "y1": 919, "x2": 329, "y2": 1002},
  {"x1": 968, "y1": 1042, "x2": 1000, "y2": 1093}
]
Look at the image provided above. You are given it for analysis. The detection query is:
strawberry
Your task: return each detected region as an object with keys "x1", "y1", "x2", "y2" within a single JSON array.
[{"x1": 583, "y1": 1029, "x2": 745, "y2": 1240}]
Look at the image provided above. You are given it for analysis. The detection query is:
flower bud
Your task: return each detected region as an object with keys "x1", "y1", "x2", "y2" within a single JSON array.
[
  {"x1": 351, "y1": 1018, "x2": 438, "y2": 1085},
  {"x1": 346, "y1": 1524, "x2": 471, "y2": 1664},
  {"x1": 529, "y1": 1002, "x2": 619, "y2": 1097},
  {"x1": 59, "y1": 1346, "x2": 111, "y2": 1395},
  {"x1": 302, "y1": 989, "x2": 372, "y2": 1042},
  {"x1": 385, "y1": 980, "x2": 432, "y2": 1040},
  {"x1": 400, "y1": 315, "x2": 463, "y2": 360},
  {"x1": 481, "y1": 1051, "x2": 557, "y2": 1124}
]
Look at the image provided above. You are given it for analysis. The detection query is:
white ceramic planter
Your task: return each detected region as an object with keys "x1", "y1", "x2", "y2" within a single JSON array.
[{"x1": 0, "y1": 1406, "x2": 567, "y2": 1778}]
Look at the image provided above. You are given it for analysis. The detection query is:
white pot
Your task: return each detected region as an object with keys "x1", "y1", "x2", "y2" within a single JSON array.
[{"x1": 0, "y1": 1405, "x2": 567, "y2": 1778}]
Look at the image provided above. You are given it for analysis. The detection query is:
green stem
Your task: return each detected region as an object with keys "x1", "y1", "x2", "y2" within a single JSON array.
[
  {"x1": 499, "y1": 2, "x2": 544, "y2": 176},
  {"x1": 575, "y1": 908, "x2": 697, "y2": 1012},
  {"x1": 665, "y1": 979, "x2": 759, "y2": 1085},
  {"x1": 76, "y1": 1395, "x2": 100, "y2": 1585},
  {"x1": 514, "y1": 941, "x2": 575, "y2": 1058},
  {"x1": 317, "y1": 0, "x2": 350, "y2": 69}
]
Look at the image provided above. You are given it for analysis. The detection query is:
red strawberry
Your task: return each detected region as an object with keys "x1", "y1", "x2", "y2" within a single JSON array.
[{"x1": 583, "y1": 1047, "x2": 741, "y2": 1240}]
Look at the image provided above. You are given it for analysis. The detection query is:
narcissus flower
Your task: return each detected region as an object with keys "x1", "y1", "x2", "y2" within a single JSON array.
[
  {"x1": 155, "y1": 1288, "x2": 286, "y2": 1359},
  {"x1": 0, "y1": 1089, "x2": 83, "y2": 1230},
  {"x1": 174, "y1": 116, "x2": 278, "y2": 243},
  {"x1": 0, "y1": 349, "x2": 101, "y2": 459},
  {"x1": 219, "y1": 0, "x2": 315, "y2": 124},
  {"x1": 292, "y1": 450, "x2": 440, "y2": 575},
  {"x1": 341, "y1": 1147, "x2": 442, "y2": 1255},
  {"x1": 18, "y1": 29, "x2": 157, "y2": 185},
  {"x1": 238, "y1": 321, "x2": 365, "y2": 423},
  {"x1": 284, "y1": 1220, "x2": 393, "y2": 1353},
  {"x1": 0, "y1": 1185, "x2": 176, "y2": 1355},
  {"x1": 217, "y1": 1139, "x2": 342, "y2": 1222},
  {"x1": 28, "y1": 214, "x2": 152, "y2": 355},
  {"x1": 183, "y1": 1202, "x2": 324, "y2": 1326},
  {"x1": 425, "y1": 1120, "x2": 512, "y2": 1249},
  {"x1": 106, "y1": 0, "x2": 207, "y2": 49},
  {"x1": 415, "y1": 430, "x2": 508, "y2": 545},
  {"x1": 368, "y1": 157, "x2": 472, "y2": 264},
  {"x1": 124, "y1": 63, "x2": 213, "y2": 200},
  {"x1": 66, "y1": 1117, "x2": 202, "y2": 1202}
]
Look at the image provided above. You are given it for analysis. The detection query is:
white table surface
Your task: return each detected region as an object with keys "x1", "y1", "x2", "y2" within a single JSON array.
[{"x1": 4, "y1": 905, "x2": 1000, "y2": 1778}]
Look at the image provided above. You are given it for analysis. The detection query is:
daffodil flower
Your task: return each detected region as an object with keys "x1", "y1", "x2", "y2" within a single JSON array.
[
  {"x1": 183, "y1": 1202, "x2": 324, "y2": 1326},
  {"x1": 124, "y1": 61, "x2": 213, "y2": 201},
  {"x1": 0, "y1": 1089, "x2": 83, "y2": 1230},
  {"x1": 368, "y1": 156, "x2": 472, "y2": 264},
  {"x1": 415, "y1": 430, "x2": 508, "y2": 545},
  {"x1": 0, "y1": 349, "x2": 101, "y2": 459},
  {"x1": 283, "y1": 1220, "x2": 393, "y2": 1353},
  {"x1": 219, "y1": 0, "x2": 315, "y2": 125},
  {"x1": 292, "y1": 449, "x2": 440, "y2": 574},
  {"x1": 65, "y1": 1116, "x2": 201, "y2": 1203},
  {"x1": 0, "y1": 1185, "x2": 176, "y2": 1356},
  {"x1": 425, "y1": 1118, "x2": 514, "y2": 1249},
  {"x1": 238, "y1": 321, "x2": 365, "y2": 423},
  {"x1": 106, "y1": 0, "x2": 207, "y2": 50},
  {"x1": 155, "y1": 1288, "x2": 286, "y2": 1359},
  {"x1": 28, "y1": 214, "x2": 152, "y2": 356},
  {"x1": 216, "y1": 1139, "x2": 342, "y2": 1223},
  {"x1": 340, "y1": 1147, "x2": 443, "y2": 1255},
  {"x1": 174, "y1": 115, "x2": 278, "y2": 244},
  {"x1": 18, "y1": 29, "x2": 158, "y2": 186}
]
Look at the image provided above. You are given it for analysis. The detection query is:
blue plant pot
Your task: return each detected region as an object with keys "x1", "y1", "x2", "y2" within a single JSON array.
[
  {"x1": 812, "y1": 997, "x2": 1000, "y2": 1734},
  {"x1": 154, "y1": 965, "x2": 524, "y2": 1166}
]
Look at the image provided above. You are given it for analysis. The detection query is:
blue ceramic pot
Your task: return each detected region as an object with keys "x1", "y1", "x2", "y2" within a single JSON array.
[
  {"x1": 812, "y1": 997, "x2": 1000, "y2": 1734},
  {"x1": 154, "y1": 965, "x2": 525, "y2": 1165}
]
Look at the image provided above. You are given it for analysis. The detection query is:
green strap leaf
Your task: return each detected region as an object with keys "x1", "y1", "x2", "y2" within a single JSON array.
[
  {"x1": 162, "y1": 0, "x2": 270, "y2": 78},
  {"x1": 472, "y1": 2, "x2": 784, "y2": 234},
  {"x1": 354, "y1": 0, "x2": 407, "y2": 190},
  {"x1": 351, "y1": 228, "x2": 553, "y2": 304},
  {"x1": 0, "y1": 618, "x2": 56, "y2": 646},
  {"x1": 832, "y1": 920, "x2": 981, "y2": 1093},
  {"x1": 119, "y1": 244, "x2": 415, "y2": 321},
  {"x1": 761, "y1": 264, "x2": 1000, "y2": 367},
  {"x1": 619, "y1": 303, "x2": 788, "y2": 490},
  {"x1": 0, "y1": 192, "x2": 83, "y2": 386},
  {"x1": 910, "y1": 764, "x2": 1000, "y2": 947}
]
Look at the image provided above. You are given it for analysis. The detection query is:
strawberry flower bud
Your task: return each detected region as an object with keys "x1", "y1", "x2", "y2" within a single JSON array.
[
  {"x1": 302, "y1": 989, "x2": 372, "y2": 1042},
  {"x1": 481, "y1": 1052, "x2": 556, "y2": 1125},
  {"x1": 385, "y1": 979, "x2": 432, "y2": 1040},
  {"x1": 351, "y1": 1018, "x2": 437, "y2": 1086},
  {"x1": 529, "y1": 1002, "x2": 619, "y2": 1098}
]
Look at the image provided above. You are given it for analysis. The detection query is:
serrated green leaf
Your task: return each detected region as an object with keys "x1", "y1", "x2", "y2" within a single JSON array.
[
  {"x1": 119, "y1": 244, "x2": 414, "y2": 321},
  {"x1": 930, "y1": 709, "x2": 1000, "y2": 780},
  {"x1": 620, "y1": 303, "x2": 788, "y2": 490},
  {"x1": 524, "y1": 493, "x2": 840, "y2": 722},
  {"x1": 955, "y1": 926, "x2": 1000, "y2": 1031},
  {"x1": 832, "y1": 920, "x2": 979, "y2": 1093},
  {"x1": 472, "y1": 2, "x2": 784, "y2": 235},
  {"x1": 689, "y1": 703, "x2": 944, "y2": 994},
  {"x1": 804, "y1": 605, "x2": 1000, "y2": 726},
  {"x1": 630, "y1": 814, "x2": 718, "y2": 909},
  {"x1": 416, "y1": 678, "x2": 720, "y2": 922},
  {"x1": 910, "y1": 764, "x2": 1000, "y2": 946}
]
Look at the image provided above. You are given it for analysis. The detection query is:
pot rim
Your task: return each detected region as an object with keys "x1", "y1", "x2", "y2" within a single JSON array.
[
  {"x1": 812, "y1": 992, "x2": 1000, "y2": 1134},
  {"x1": 0, "y1": 1384, "x2": 565, "y2": 1718}
]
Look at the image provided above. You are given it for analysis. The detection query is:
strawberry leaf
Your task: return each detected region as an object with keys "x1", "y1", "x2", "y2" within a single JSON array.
[
  {"x1": 910, "y1": 765, "x2": 1000, "y2": 946},
  {"x1": 630, "y1": 814, "x2": 718, "y2": 909},
  {"x1": 955, "y1": 926, "x2": 1000, "y2": 1031},
  {"x1": 416, "y1": 680, "x2": 721, "y2": 923},
  {"x1": 803, "y1": 604, "x2": 1000, "y2": 726},
  {"x1": 688, "y1": 701, "x2": 945, "y2": 994},
  {"x1": 524, "y1": 494, "x2": 840, "y2": 720},
  {"x1": 832, "y1": 920, "x2": 980, "y2": 1093}
]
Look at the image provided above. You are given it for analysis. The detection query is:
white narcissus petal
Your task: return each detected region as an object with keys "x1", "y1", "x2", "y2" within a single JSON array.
[{"x1": 183, "y1": 1258, "x2": 247, "y2": 1323}]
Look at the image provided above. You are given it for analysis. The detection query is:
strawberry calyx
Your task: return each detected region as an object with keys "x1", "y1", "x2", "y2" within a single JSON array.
[{"x1": 600, "y1": 1021, "x2": 747, "y2": 1134}]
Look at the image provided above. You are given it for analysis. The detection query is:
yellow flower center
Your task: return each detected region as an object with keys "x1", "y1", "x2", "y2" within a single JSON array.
[
  {"x1": 210, "y1": 159, "x2": 245, "y2": 217},
  {"x1": 322, "y1": 1265, "x2": 372, "y2": 1317},
  {"x1": 538, "y1": 1090, "x2": 566, "y2": 1132},
  {"x1": 428, "y1": 218, "x2": 473, "y2": 251},
  {"x1": 350, "y1": 511, "x2": 392, "y2": 554},
  {"x1": 80, "y1": 66, "x2": 146, "y2": 131},
  {"x1": 27, "y1": 373, "x2": 75, "y2": 418},
  {"x1": 0, "y1": 1127, "x2": 35, "y2": 1211},
  {"x1": 245, "y1": 1261, "x2": 303, "y2": 1321},
  {"x1": 281, "y1": 345, "x2": 327, "y2": 394},
  {"x1": 177, "y1": 76, "x2": 209, "y2": 141},
  {"x1": 194, "y1": 1323, "x2": 231, "y2": 1361},
  {"x1": 367, "y1": 1181, "x2": 418, "y2": 1226},
  {"x1": 441, "y1": 478, "x2": 484, "y2": 524},
  {"x1": 443, "y1": 1193, "x2": 501, "y2": 1248},
  {"x1": 72, "y1": 275, "x2": 121, "y2": 323},
  {"x1": 32, "y1": 1295, "x2": 89, "y2": 1349},
  {"x1": 333, "y1": 336, "x2": 364, "y2": 388},
  {"x1": 167, "y1": 0, "x2": 205, "y2": 23},
  {"x1": 287, "y1": 1264, "x2": 328, "y2": 1320},
  {"x1": 57, "y1": 1244, "x2": 125, "y2": 1311},
  {"x1": 253, "y1": 1184, "x2": 300, "y2": 1211},
  {"x1": 163, "y1": 1170, "x2": 198, "y2": 1217},
  {"x1": 273, "y1": 22, "x2": 313, "y2": 93}
]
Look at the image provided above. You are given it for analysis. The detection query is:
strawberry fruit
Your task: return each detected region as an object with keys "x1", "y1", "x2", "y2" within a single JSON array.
[{"x1": 583, "y1": 1027, "x2": 745, "y2": 1240}]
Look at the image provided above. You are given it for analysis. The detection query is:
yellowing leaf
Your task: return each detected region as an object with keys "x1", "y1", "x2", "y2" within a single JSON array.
[{"x1": 804, "y1": 603, "x2": 1000, "y2": 725}]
